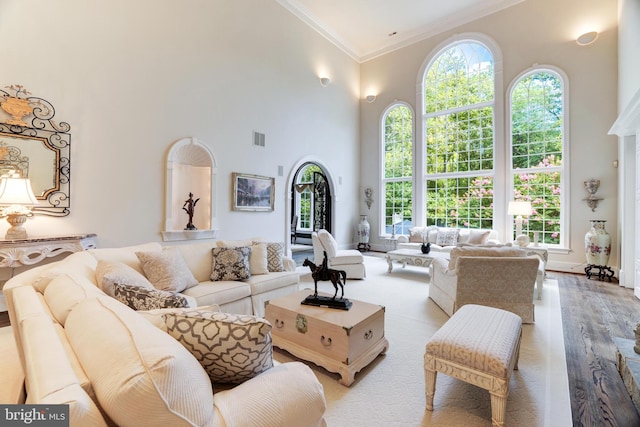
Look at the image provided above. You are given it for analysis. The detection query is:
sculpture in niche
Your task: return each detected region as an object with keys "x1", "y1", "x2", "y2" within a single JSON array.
[
  {"x1": 182, "y1": 192, "x2": 200, "y2": 230},
  {"x1": 162, "y1": 137, "x2": 218, "y2": 241},
  {"x1": 0, "y1": 84, "x2": 70, "y2": 216}
]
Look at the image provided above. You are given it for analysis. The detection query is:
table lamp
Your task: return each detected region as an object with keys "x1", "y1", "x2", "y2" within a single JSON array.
[
  {"x1": 508, "y1": 201, "x2": 532, "y2": 247},
  {"x1": 0, "y1": 177, "x2": 40, "y2": 239}
]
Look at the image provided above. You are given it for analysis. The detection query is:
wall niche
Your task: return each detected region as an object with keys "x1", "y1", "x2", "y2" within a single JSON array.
[{"x1": 162, "y1": 137, "x2": 218, "y2": 241}]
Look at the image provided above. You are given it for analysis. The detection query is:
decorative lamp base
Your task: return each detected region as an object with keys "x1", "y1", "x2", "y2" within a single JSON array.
[
  {"x1": 5, "y1": 214, "x2": 28, "y2": 240},
  {"x1": 301, "y1": 294, "x2": 352, "y2": 310}
]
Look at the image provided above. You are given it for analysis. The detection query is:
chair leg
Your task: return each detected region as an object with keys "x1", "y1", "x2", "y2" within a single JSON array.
[
  {"x1": 424, "y1": 368, "x2": 437, "y2": 411},
  {"x1": 490, "y1": 392, "x2": 507, "y2": 427}
]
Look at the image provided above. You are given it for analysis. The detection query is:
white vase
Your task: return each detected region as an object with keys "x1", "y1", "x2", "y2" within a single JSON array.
[
  {"x1": 358, "y1": 215, "x2": 370, "y2": 244},
  {"x1": 584, "y1": 220, "x2": 611, "y2": 266}
]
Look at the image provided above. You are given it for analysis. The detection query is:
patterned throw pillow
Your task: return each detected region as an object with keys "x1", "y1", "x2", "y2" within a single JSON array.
[
  {"x1": 210, "y1": 247, "x2": 251, "y2": 281},
  {"x1": 136, "y1": 247, "x2": 199, "y2": 293},
  {"x1": 112, "y1": 283, "x2": 190, "y2": 310},
  {"x1": 435, "y1": 228, "x2": 460, "y2": 246},
  {"x1": 95, "y1": 260, "x2": 155, "y2": 297},
  {"x1": 262, "y1": 242, "x2": 284, "y2": 272},
  {"x1": 163, "y1": 309, "x2": 273, "y2": 384}
]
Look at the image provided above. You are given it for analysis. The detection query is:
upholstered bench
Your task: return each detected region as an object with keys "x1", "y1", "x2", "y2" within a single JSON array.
[{"x1": 424, "y1": 304, "x2": 522, "y2": 427}]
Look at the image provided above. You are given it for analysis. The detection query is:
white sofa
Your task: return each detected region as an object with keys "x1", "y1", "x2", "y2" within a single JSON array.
[
  {"x1": 2, "y1": 243, "x2": 327, "y2": 427},
  {"x1": 311, "y1": 229, "x2": 366, "y2": 279},
  {"x1": 396, "y1": 226, "x2": 499, "y2": 253},
  {"x1": 90, "y1": 240, "x2": 299, "y2": 318}
]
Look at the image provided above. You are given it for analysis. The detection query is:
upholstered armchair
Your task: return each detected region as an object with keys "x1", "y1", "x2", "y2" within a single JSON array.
[
  {"x1": 430, "y1": 245, "x2": 539, "y2": 323},
  {"x1": 311, "y1": 229, "x2": 366, "y2": 279}
]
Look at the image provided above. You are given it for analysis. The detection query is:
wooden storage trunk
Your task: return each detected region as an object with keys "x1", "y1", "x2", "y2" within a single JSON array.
[{"x1": 265, "y1": 290, "x2": 389, "y2": 386}]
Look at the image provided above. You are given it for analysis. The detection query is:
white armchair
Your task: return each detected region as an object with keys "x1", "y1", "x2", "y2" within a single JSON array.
[{"x1": 311, "y1": 229, "x2": 366, "y2": 279}]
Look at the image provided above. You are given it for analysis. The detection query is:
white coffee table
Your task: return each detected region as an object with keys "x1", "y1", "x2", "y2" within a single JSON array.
[{"x1": 385, "y1": 249, "x2": 449, "y2": 273}]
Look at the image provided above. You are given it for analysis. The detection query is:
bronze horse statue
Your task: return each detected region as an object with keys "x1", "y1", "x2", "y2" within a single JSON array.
[{"x1": 303, "y1": 253, "x2": 347, "y2": 300}]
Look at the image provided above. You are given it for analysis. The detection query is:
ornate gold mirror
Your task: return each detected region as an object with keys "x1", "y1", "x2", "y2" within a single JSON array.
[{"x1": 0, "y1": 85, "x2": 70, "y2": 216}]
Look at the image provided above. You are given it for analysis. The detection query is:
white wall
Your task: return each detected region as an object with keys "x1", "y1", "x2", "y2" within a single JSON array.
[
  {"x1": 0, "y1": 1, "x2": 360, "y2": 248},
  {"x1": 359, "y1": 0, "x2": 619, "y2": 272}
]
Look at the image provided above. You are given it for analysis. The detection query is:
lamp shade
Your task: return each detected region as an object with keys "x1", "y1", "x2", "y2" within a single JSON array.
[
  {"x1": 0, "y1": 178, "x2": 40, "y2": 206},
  {"x1": 508, "y1": 201, "x2": 532, "y2": 216}
]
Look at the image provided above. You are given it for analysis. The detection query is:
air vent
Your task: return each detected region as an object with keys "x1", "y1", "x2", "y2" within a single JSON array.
[{"x1": 253, "y1": 131, "x2": 265, "y2": 147}]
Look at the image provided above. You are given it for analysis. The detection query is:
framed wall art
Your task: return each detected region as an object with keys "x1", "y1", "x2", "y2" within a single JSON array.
[{"x1": 232, "y1": 172, "x2": 274, "y2": 212}]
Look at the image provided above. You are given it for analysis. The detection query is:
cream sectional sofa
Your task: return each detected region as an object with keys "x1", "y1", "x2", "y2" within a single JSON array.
[
  {"x1": 396, "y1": 226, "x2": 500, "y2": 253},
  {"x1": 3, "y1": 243, "x2": 326, "y2": 427},
  {"x1": 90, "y1": 241, "x2": 299, "y2": 318}
]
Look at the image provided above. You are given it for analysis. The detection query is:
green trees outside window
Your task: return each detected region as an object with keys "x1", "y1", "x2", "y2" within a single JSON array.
[
  {"x1": 424, "y1": 42, "x2": 495, "y2": 229},
  {"x1": 510, "y1": 71, "x2": 564, "y2": 245},
  {"x1": 383, "y1": 104, "x2": 413, "y2": 235}
]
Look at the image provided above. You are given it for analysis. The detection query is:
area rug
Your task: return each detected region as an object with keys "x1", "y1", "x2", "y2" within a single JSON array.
[{"x1": 274, "y1": 255, "x2": 572, "y2": 426}]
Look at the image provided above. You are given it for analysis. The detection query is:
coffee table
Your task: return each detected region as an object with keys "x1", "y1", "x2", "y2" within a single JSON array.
[
  {"x1": 264, "y1": 289, "x2": 389, "y2": 386},
  {"x1": 385, "y1": 249, "x2": 449, "y2": 273}
]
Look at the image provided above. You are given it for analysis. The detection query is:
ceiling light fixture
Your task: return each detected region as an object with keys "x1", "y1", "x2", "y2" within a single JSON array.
[
  {"x1": 319, "y1": 77, "x2": 330, "y2": 87},
  {"x1": 576, "y1": 31, "x2": 599, "y2": 46}
]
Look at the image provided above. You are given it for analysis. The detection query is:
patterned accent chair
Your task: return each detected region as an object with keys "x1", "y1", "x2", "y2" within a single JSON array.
[
  {"x1": 430, "y1": 245, "x2": 539, "y2": 323},
  {"x1": 311, "y1": 229, "x2": 366, "y2": 279}
]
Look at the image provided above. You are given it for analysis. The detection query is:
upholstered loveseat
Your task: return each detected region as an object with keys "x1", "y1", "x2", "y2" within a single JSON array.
[
  {"x1": 429, "y1": 245, "x2": 539, "y2": 323},
  {"x1": 396, "y1": 226, "x2": 500, "y2": 253},
  {"x1": 3, "y1": 243, "x2": 327, "y2": 426}
]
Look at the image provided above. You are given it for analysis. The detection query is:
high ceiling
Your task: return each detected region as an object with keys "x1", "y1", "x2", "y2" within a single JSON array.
[{"x1": 276, "y1": 0, "x2": 525, "y2": 62}]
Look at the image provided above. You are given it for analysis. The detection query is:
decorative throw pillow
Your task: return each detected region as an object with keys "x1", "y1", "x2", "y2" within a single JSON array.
[
  {"x1": 262, "y1": 242, "x2": 284, "y2": 272},
  {"x1": 249, "y1": 243, "x2": 269, "y2": 275},
  {"x1": 112, "y1": 283, "x2": 190, "y2": 310},
  {"x1": 435, "y1": 228, "x2": 460, "y2": 246},
  {"x1": 95, "y1": 260, "x2": 155, "y2": 297},
  {"x1": 163, "y1": 309, "x2": 273, "y2": 384},
  {"x1": 466, "y1": 229, "x2": 491, "y2": 245},
  {"x1": 136, "y1": 247, "x2": 199, "y2": 293},
  {"x1": 210, "y1": 247, "x2": 251, "y2": 281},
  {"x1": 408, "y1": 227, "x2": 426, "y2": 243}
]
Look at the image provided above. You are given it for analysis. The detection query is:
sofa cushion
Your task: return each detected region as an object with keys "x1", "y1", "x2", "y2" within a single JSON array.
[
  {"x1": 163, "y1": 309, "x2": 274, "y2": 384},
  {"x1": 44, "y1": 274, "x2": 106, "y2": 326},
  {"x1": 448, "y1": 245, "x2": 526, "y2": 270},
  {"x1": 95, "y1": 260, "x2": 154, "y2": 297},
  {"x1": 329, "y1": 250, "x2": 364, "y2": 266},
  {"x1": 65, "y1": 296, "x2": 215, "y2": 427},
  {"x1": 466, "y1": 229, "x2": 491, "y2": 245},
  {"x1": 136, "y1": 247, "x2": 199, "y2": 293},
  {"x1": 249, "y1": 243, "x2": 269, "y2": 275},
  {"x1": 436, "y1": 228, "x2": 460, "y2": 246},
  {"x1": 244, "y1": 270, "x2": 299, "y2": 295},
  {"x1": 90, "y1": 242, "x2": 162, "y2": 275},
  {"x1": 211, "y1": 246, "x2": 251, "y2": 281},
  {"x1": 181, "y1": 281, "x2": 251, "y2": 307},
  {"x1": 112, "y1": 283, "x2": 190, "y2": 310}
]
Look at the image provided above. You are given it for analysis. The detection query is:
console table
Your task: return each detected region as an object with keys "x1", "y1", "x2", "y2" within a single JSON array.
[{"x1": 0, "y1": 234, "x2": 97, "y2": 268}]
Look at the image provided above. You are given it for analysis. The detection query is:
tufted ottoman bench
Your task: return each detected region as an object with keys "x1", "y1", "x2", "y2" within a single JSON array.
[{"x1": 424, "y1": 304, "x2": 522, "y2": 427}]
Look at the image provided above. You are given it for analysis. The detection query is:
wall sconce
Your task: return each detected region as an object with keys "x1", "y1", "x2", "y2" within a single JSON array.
[
  {"x1": 364, "y1": 187, "x2": 373, "y2": 210},
  {"x1": 0, "y1": 177, "x2": 39, "y2": 239},
  {"x1": 576, "y1": 31, "x2": 599, "y2": 46},
  {"x1": 508, "y1": 201, "x2": 532, "y2": 247},
  {"x1": 319, "y1": 77, "x2": 330, "y2": 87},
  {"x1": 584, "y1": 178, "x2": 602, "y2": 211},
  {"x1": 365, "y1": 94, "x2": 376, "y2": 103}
]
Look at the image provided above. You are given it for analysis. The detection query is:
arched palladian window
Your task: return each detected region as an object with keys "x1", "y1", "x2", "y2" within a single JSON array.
[
  {"x1": 423, "y1": 41, "x2": 495, "y2": 228},
  {"x1": 381, "y1": 103, "x2": 413, "y2": 235},
  {"x1": 510, "y1": 68, "x2": 567, "y2": 246}
]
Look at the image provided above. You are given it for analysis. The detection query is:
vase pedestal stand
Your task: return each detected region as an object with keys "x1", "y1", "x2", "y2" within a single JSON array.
[
  {"x1": 585, "y1": 264, "x2": 614, "y2": 281},
  {"x1": 357, "y1": 242, "x2": 370, "y2": 252}
]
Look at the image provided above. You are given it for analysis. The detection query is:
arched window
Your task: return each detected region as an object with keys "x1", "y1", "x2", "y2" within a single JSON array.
[
  {"x1": 381, "y1": 103, "x2": 413, "y2": 235},
  {"x1": 294, "y1": 163, "x2": 322, "y2": 232},
  {"x1": 509, "y1": 68, "x2": 567, "y2": 246},
  {"x1": 423, "y1": 41, "x2": 495, "y2": 228}
]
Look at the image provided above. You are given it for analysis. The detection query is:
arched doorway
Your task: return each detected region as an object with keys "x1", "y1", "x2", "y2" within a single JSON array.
[{"x1": 290, "y1": 162, "x2": 332, "y2": 245}]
